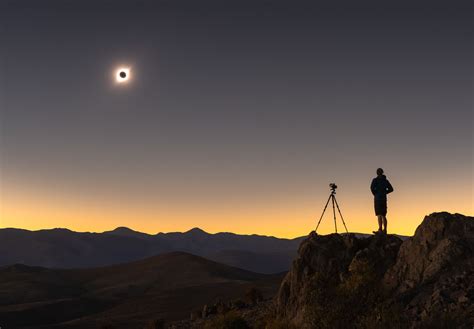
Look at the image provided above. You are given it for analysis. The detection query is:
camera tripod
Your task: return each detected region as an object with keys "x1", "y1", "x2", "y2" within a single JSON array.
[{"x1": 315, "y1": 183, "x2": 349, "y2": 233}]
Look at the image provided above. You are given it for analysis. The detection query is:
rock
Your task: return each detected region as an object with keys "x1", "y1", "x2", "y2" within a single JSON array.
[
  {"x1": 276, "y1": 231, "x2": 402, "y2": 327},
  {"x1": 275, "y1": 212, "x2": 474, "y2": 328},
  {"x1": 458, "y1": 295, "x2": 469, "y2": 303},
  {"x1": 384, "y1": 212, "x2": 474, "y2": 327},
  {"x1": 384, "y1": 212, "x2": 474, "y2": 292}
]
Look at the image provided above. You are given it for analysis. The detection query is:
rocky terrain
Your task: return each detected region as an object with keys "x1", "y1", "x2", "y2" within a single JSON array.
[{"x1": 274, "y1": 212, "x2": 474, "y2": 329}]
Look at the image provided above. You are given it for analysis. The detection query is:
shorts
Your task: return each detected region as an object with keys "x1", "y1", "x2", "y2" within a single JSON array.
[{"x1": 374, "y1": 198, "x2": 387, "y2": 216}]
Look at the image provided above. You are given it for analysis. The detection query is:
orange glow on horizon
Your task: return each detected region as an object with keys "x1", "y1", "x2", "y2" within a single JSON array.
[{"x1": 1, "y1": 176, "x2": 472, "y2": 238}]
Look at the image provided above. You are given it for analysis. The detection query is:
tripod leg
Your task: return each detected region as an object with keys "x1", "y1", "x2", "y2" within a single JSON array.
[
  {"x1": 334, "y1": 196, "x2": 349, "y2": 233},
  {"x1": 331, "y1": 195, "x2": 337, "y2": 233},
  {"x1": 315, "y1": 194, "x2": 332, "y2": 232}
]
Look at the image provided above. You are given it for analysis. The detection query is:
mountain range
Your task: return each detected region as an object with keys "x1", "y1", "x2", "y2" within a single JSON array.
[{"x1": 0, "y1": 227, "x2": 306, "y2": 273}]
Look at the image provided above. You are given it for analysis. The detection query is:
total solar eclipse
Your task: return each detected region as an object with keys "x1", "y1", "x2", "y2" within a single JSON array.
[{"x1": 116, "y1": 68, "x2": 130, "y2": 83}]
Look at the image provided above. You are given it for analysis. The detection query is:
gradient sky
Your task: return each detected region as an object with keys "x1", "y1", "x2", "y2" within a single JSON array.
[{"x1": 0, "y1": 0, "x2": 472, "y2": 238}]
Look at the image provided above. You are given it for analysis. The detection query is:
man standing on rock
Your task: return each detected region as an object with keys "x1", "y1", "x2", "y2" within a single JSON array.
[{"x1": 371, "y1": 168, "x2": 394, "y2": 234}]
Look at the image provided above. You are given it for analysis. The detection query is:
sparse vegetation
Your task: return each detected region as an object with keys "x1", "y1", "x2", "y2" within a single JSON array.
[
  {"x1": 191, "y1": 308, "x2": 203, "y2": 320},
  {"x1": 144, "y1": 318, "x2": 166, "y2": 329},
  {"x1": 204, "y1": 311, "x2": 250, "y2": 329},
  {"x1": 245, "y1": 287, "x2": 264, "y2": 305},
  {"x1": 256, "y1": 311, "x2": 299, "y2": 329},
  {"x1": 420, "y1": 309, "x2": 474, "y2": 329},
  {"x1": 229, "y1": 298, "x2": 247, "y2": 309}
]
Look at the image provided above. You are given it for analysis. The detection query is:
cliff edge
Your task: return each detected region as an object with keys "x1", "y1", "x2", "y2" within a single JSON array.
[{"x1": 276, "y1": 212, "x2": 474, "y2": 328}]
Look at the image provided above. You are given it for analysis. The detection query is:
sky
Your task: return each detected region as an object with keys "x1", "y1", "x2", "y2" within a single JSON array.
[{"x1": 0, "y1": 0, "x2": 472, "y2": 238}]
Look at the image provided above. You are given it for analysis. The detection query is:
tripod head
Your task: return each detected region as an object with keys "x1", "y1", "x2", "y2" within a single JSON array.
[{"x1": 329, "y1": 183, "x2": 337, "y2": 195}]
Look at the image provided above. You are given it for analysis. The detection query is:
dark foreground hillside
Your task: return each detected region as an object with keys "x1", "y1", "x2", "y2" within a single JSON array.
[
  {"x1": 0, "y1": 252, "x2": 283, "y2": 329},
  {"x1": 183, "y1": 213, "x2": 473, "y2": 329}
]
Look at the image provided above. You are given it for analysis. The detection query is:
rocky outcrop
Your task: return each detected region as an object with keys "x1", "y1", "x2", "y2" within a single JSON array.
[
  {"x1": 384, "y1": 212, "x2": 474, "y2": 326},
  {"x1": 384, "y1": 212, "x2": 474, "y2": 291},
  {"x1": 276, "y1": 212, "x2": 474, "y2": 328},
  {"x1": 276, "y1": 232, "x2": 402, "y2": 327}
]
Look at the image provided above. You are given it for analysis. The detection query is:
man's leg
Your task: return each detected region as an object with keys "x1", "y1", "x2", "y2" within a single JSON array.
[
  {"x1": 382, "y1": 216, "x2": 387, "y2": 233},
  {"x1": 373, "y1": 215, "x2": 383, "y2": 234},
  {"x1": 377, "y1": 215, "x2": 383, "y2": 231}
]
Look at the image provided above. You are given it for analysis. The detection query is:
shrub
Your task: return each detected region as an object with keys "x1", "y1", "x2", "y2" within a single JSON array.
[
  {"x1": 204, "y1": 312, "x2": 250, "y2": 329},
  {"x1": 229, "y1": 299, "x2": 247, "y2": 309},
  {"x1": 190, "y1": 308, "x2": 202, "y2": 320},
  {"x1": 420, "y1": 309, "x2": 474, "y2": 329},
  {"x1": 260, "y1": 317, "x2": 298, "y2": 329},
  {"x1": 245, "y1": 287, "x2": 264, "y2": 305},
  {"x1": 144, "y1": 318, "x2": 166, "y2": 329}
]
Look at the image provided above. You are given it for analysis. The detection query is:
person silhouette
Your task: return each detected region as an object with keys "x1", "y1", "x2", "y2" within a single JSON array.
[{"x1": 370, "y1": 168, "x2": 394, "y2": 234}]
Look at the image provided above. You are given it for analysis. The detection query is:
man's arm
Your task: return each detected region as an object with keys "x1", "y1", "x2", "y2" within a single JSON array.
[
  {"x1": 370, "y1": 179, "x2": 376, "y2": 195},
  {"x1": 386, "y1": 180, "x2": 394, "y2": 194}
]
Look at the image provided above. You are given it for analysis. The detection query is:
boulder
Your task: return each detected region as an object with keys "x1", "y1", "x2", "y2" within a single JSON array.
[{"x1": 384, "y1": 212, "x2": 474, "y2": 327}]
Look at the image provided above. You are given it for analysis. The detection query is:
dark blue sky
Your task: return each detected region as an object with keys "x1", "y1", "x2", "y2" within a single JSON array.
[{"x1": 0, "y1": 0, "x2": 472, "y2": 236}]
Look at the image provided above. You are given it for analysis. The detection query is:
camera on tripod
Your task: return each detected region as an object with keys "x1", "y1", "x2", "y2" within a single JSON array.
[{"x1": 315, "y1": 182, "x2": 348, "y2": 234}]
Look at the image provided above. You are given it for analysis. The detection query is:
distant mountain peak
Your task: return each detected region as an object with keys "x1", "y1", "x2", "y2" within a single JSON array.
[
  {"x1": 111, "y1": 226, "x2": 136, "y2": 233},
  {"x1": 104, "y1": 227, "x2": 150, "y2": 239},
  {"x1": 186, "y1": 227, "x2": 208, "y2": 235},
  {"x1": 42, "y1": 228, "x2": 74, "y2": 233}
]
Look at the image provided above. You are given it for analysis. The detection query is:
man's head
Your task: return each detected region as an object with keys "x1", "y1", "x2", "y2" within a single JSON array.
[{"x1": 376, "y1": 168, "x2": 384, "y2": 176}]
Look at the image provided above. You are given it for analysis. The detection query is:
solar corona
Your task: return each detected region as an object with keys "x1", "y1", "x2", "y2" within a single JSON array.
[{"x1": 116, "y1": 68, "x2": 130, "y2": 83}]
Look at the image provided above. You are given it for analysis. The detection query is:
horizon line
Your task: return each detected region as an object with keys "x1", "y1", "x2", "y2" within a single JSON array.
[{"x1": 0, "y1": 225, "x2": 412, "y2": 239}]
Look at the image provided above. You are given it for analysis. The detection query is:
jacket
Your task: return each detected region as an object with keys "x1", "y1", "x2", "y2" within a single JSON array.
[{"x1": 370, "y1": 175, "x2": 394, "y2": 200}]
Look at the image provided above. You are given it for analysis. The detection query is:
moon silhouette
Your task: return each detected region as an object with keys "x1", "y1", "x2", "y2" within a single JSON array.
[{"x1": 116, "y1": 68, "x2": 130, "y2": 83}]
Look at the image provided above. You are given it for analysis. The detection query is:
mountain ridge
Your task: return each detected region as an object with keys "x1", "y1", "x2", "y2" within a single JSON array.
[
  {"x1": 1, "y1": 225, "x2": 408, "y2": 240},
  {"x1": 0, "y1": 226, "x2": 308, "y2": 273}
]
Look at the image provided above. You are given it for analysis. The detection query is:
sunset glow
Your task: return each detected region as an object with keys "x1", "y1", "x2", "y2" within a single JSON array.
[{"x1": 1, "y1": 168, "x2": 472, "y2": 238}]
